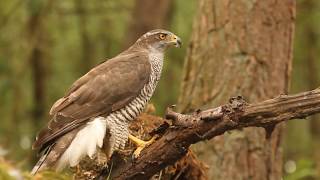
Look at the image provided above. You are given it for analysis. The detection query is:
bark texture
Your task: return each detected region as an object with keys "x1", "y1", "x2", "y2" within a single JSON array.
[
  {"x1": 78, "y1": 108, "x2": 208, "y2": 180},
  {"x1": 110, "y1": 88, "x2": 320, "y2": 179},
  {"x1": 178, "y1": 0, "x2": 295, "y2": 179}
]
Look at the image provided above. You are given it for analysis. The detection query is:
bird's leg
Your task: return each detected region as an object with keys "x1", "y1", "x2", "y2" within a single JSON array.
[
  {"x1": 128, "y1": 134, "x2": 157, "y2": 158},
  {"x1": 96, "y1": 148, "x2": 108, "y2": 167}
]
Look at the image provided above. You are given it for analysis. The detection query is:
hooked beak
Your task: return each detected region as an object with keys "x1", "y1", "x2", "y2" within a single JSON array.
[{"x1": 168, "y1": 34, "x2": 182, "y2": 48}]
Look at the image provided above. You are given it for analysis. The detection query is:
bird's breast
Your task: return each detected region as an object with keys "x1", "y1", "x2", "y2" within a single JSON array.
[{"x1": 104, "y1": 55, "x2": 163, "y2": 154}]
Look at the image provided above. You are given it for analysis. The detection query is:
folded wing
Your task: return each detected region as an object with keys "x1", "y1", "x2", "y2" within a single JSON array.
[{"x1": 33, "y1": 52, "x2": 151, "y2": 151}]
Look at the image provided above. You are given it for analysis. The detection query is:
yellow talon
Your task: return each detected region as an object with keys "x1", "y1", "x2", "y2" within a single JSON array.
[{"x1": 128, "y1": 134, "x2": 157, "y2": 158}]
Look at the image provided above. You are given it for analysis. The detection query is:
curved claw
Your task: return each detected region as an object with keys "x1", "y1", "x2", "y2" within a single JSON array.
[{"x1": 129, "y1": 135, "x2": 157, "y2": 159}]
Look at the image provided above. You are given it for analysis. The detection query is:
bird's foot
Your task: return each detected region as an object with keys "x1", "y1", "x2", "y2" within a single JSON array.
[
  {"x1": 96, "y1": 150, "x2": 108, "y2": 167},
  {"x1": 128, "y1": 134, "x2": 157, "y2": 159}
]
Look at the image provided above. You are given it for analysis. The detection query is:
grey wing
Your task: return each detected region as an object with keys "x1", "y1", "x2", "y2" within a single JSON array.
[{"x1": 33, "y1": 53, "x2": 151, "y2": 150}]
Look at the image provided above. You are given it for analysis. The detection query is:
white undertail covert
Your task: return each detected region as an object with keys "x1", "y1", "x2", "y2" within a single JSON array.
[
  {"x1": 56, "y1": 117, "x2": 107, "y2": 170},
  {"x1": 56, "y1": 49, "x2": 164, "y2": 170}
]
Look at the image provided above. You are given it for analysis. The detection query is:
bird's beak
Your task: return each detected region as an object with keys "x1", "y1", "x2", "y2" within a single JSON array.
[{"x1": 168, "y1": 34, "x2": 182, "y2": 48}]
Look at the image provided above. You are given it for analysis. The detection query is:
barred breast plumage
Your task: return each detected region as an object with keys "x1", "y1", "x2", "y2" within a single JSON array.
[
  {"x1": 106, "y1": 50, "x2": 164, "y2": 155},
  {"x1": 55, "y1": 51, "x2": 164, "y2": 170},
  {"x1": 32, "y1": 29, "x2": 181, "y2": 175}
]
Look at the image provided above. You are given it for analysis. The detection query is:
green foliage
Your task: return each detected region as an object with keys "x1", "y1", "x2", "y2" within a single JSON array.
[
  {"x1": 0, "y1": 158, "x2": 72, "y2": 180},
  {"x1": 26, "y1": 171, "x2": 71, "y2": 180},
  {"x1": 0, "y1": 0, "x2": 319, "y2": 179},
  {"x1": 0, "y1": 163, "x2": 15, "y2": 180},
  {"x1": 0, "y1": 0, "x2": 135, "y2": 168},
  {"x1": 284, "y1": 0, "x2": 320, "y2": 179},
  {"x1": 284, "y1": 159, "x2": 317, "y2": 180},
  {"x1": 0, "y1": 0, "x2": 196, "y2": 172}
]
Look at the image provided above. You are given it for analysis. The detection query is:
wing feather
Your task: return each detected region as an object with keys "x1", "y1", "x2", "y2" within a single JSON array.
[{"x1": 33, "y1": 52, "x2": 151, "y2": 150}]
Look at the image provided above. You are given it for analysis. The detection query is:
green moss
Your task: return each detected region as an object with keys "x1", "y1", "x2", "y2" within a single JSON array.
[
  {"x1": 25, "y1": 171, "x2": 71, "y2": 180},
  {"x1": 0, "y1": 164, "x2": 14, "y2": 180},
  {"x1": 0, "y1": 159, "x2": 71, "y2": 180}
]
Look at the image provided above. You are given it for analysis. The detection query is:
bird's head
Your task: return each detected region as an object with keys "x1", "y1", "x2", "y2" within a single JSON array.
[{"x1": 135, "y1": 29, "x2": 182, "y2": 52}]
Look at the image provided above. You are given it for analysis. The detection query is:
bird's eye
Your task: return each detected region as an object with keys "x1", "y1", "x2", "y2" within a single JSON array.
[{"x1": 159, "y1": 34, "x2": 166, "y2": 40}]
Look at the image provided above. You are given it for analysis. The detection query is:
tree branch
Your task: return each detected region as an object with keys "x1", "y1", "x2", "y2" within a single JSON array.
[{"x1": 110, "y1": 88, "x2": 320, "y2": 179}]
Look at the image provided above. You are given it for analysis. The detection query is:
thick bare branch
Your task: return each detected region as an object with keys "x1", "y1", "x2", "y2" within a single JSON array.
[{"x1": 110, "y1": 88, "x2": 320, "y2": 179}]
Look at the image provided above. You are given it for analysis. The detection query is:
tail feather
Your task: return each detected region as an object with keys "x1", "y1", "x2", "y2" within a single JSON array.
[
  {"x1": 31, "y1": 145, "x2": 52, "y2": 175},
  {"x1": 31, "y1": 127, "x2": 81, "y2": 175}
]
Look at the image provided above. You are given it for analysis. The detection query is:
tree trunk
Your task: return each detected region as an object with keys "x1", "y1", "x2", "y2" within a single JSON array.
[
  {"x1": 28, "y1": 15, "x2": 46, "y2": 131},
  {"x1": 74, "y1": 0, "x2": 94, "y2": 74},
  {"x1": 122, "y1": 0, "x2": 173, "y2": 49},
  {"x1": 27, "y1": 0, "x2": 52, "y2": 133},
  {"x1": 178, "y1": 0, "x2": 295, "y2": 179},
  {"x1": 27, "y1": 0, "x2": 53, "y2": 165}
]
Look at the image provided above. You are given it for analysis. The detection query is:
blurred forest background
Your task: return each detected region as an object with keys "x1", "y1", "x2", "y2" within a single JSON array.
[{"x1": 0, "y1": 0, "x2": 319, "y2": 179}]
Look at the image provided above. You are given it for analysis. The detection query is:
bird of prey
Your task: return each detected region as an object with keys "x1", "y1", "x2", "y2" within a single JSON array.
[{"x1": 31, "y1": 29, "x2": 181, "y2": 175}]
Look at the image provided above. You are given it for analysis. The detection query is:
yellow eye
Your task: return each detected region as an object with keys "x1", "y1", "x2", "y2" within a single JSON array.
[{"x1": 159, "y1": 34, "x2": 166, "y2": 40}]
